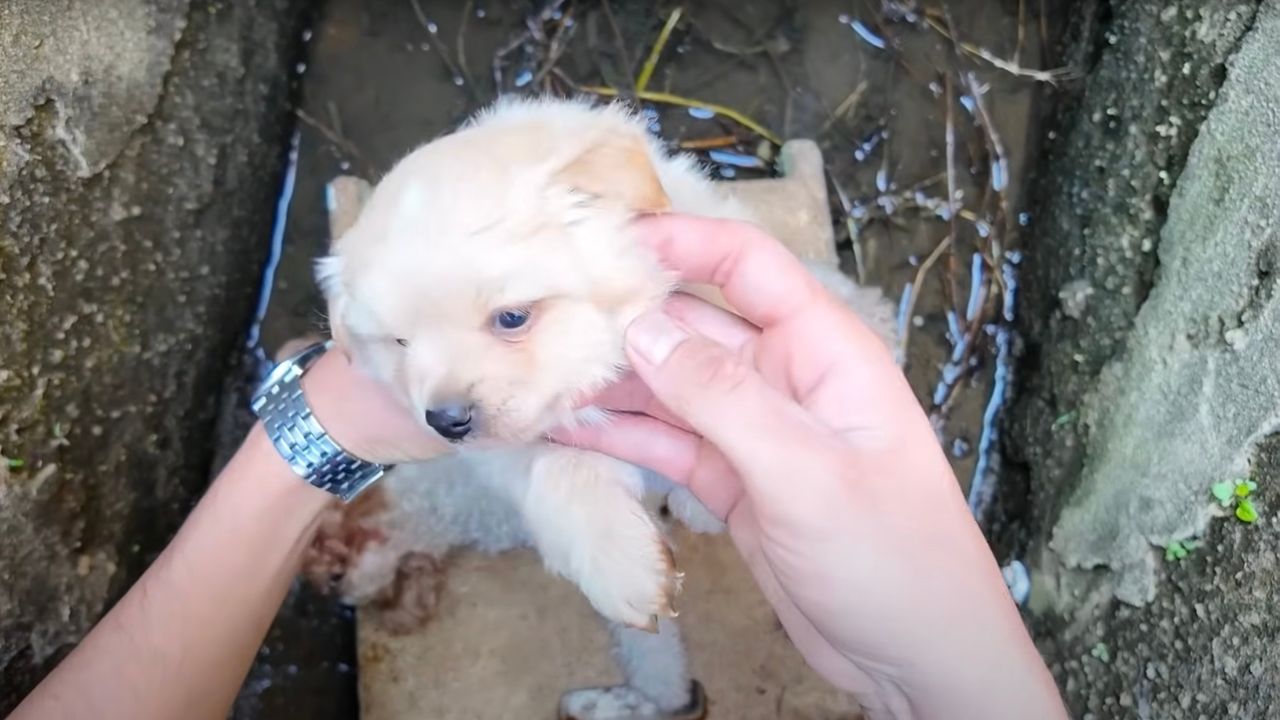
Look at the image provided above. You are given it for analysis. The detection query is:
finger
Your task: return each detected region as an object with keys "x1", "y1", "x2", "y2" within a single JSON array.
[
  {"x1": 582, "y1": 295, "x2": 758, "y2": 430},
  {"x1": 585, "y1": 373, "x2": 692, "y2": 432},
  {"x1": 549, "y1": 414, "x2": 743, "y2": 519},
  {"x1": 632, "y1": 214, "x2": 825, "y2": 329},
  {"x1": 665, "y1": 291, "x2": 759, "y2": 350},
  {"x1": 624, "y1": 310, "x2": 845, "y2": 494}
]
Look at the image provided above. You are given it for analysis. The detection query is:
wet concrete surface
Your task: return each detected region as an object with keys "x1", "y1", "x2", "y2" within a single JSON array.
[{"x1": 227, "y1": 0, "x2": 1056, "y2": 717}]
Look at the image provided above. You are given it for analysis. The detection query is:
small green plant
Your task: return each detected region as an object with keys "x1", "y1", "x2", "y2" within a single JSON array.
[
  {"x1": 1052, "y1": 410, "x2": 1078, "y2": 429},
  {"x1": 1211, "y1": 478, "x2": 1259, "y2": 524},
  {"x1": 1090, "y1": 642, "x2": 1110, "y2": 663},
  {"x1": 1164, "y1": 539, "x2": 1201, "y2": 562},
  {"x1": 4, "y1": 457, "x2": 23, "y2": 470}
]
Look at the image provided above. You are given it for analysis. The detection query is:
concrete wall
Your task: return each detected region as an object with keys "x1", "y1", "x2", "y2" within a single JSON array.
[
  {"x1": 1007, "y1": 0, "x2": 1280, "y2": 715},
  {"x1": 0, "y1": 0, "x2": 307, "y2": 710}
]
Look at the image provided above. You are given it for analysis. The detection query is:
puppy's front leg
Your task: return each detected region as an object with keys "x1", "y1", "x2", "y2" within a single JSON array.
[{"x1": 523, "y1": 446, "x2": 682, "y2": 631}]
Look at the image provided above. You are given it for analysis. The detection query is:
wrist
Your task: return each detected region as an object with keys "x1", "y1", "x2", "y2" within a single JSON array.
[
  {"x1": 236, "y1": 424, "x2": 335, "y2": 510},
  {"x1": 200, "y1": 424, "x2": 335, "y2": 552},
  {"x1": 296, "y1": 345, "x2": 446, "y2": 465}
]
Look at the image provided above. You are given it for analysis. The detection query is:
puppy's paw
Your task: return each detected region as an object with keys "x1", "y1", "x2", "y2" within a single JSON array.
[
  {"x1": 525, "y1": 449, "x2": 683, "y2": 632},
  {"x1": 365, "y1": 551, "x2": 447, "y2": 634},
  {"x1": 578, "y1": 514, "x2": 683, "y2": 632},
  {"x1": 300, "y1": 485, "x2": 392, "y2": 592},
  {"x1": 559, "y1": 681, "x2": 706, "y2": 720}
]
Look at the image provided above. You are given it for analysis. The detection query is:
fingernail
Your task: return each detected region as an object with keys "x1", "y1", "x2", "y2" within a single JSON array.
[{"x1": 627, "y1": 310, "x2": 688, "y2": 366}]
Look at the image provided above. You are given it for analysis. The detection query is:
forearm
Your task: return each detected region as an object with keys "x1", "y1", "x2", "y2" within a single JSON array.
[
  {"x1": 11, "y1": 425, "x2": 332, "y2": 720},
  {"x1": 891, "y1": 625, "x2": 1066, "y2": 720},
  {"x1": 872, "y1": 559, "x2": 1067, "y2": 720}
]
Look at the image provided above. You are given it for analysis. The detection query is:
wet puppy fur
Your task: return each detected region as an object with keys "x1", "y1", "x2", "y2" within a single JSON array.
[{"x1": 302, "y1": 97, "x2": 896, "y2": 713}]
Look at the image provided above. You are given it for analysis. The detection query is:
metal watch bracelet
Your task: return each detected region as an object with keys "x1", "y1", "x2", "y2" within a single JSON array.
[{"x1": 250, "y1": 340, "x2": 387, "y2": 502}]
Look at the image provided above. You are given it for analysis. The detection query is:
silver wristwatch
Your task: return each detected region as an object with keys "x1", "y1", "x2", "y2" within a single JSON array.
[{"x1": 250, "y1": 340, "x2": 387, "y2": 501}]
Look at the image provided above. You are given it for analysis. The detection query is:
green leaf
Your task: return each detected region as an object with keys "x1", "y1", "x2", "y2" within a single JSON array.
[
  {"x1": 1211, "y1": 481, "x2": 1235, "y2": 505},
  {"x1": 1052, "y1": 411, "x2": 1078, "y2": 429},
  {"x1": 1090, "y1": 643, "x2": 1110, "y2": 663},
  {"x1": 1246, "y1": 480, "x2": 1259, "y2": 492},
  {"x1": 1236, "y1": 498, "x2": 1258, "y2": 524},
  {"x1": 5, "y1": 458, "x2": 23, "y2": 469},
  {"x1": 1164, "y1": 542, "x2": 1188, "y2": 562},
  {"x1": 1235, "y1": 482, "x2": 1251, "y2": 498}
]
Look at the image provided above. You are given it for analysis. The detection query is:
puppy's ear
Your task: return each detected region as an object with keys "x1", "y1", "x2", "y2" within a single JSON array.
[
  {"x1": 326, "y1": 176, "x2": 374, "y2": 250},
  {"x1": 315, "y1": 255, "x2": 353, "y2": 354},
  {"x1": 553, "y1": 132, "x2": 671, "y2": 213}
]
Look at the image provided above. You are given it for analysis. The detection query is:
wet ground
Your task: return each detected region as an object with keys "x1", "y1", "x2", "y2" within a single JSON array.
[{"x1": 226, "y1": 0, "x2": 1060, "y2": 716}]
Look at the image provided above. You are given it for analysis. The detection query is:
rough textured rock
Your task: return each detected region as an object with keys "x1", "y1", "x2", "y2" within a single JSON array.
[
  {"x1": 1005, "y1": 0, "x2": 1280, "y2": 716},
  {"x1": 1048, "y1": 0, "x2": 1280, "y2": 607},
  {"x1": 0, "y1": 0, "x2": 307, "y2": 711},
  {"x1": 1006, "y1": 0, "x2": 1261, "y2": 550}
]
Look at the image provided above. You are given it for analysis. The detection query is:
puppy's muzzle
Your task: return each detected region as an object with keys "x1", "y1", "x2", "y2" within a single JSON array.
[{"x1": 424, "y1": 404, "x2": 473, "y2": 441}]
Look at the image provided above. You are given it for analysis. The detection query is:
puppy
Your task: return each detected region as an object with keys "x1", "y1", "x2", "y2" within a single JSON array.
[{"x1": 305, "y1": 97, "x2": 896, "y2": 718}]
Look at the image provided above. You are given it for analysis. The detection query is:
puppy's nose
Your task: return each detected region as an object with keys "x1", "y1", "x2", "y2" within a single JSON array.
[{"x1": 424, "y1": 404, "x2": 473, "y2": 441}]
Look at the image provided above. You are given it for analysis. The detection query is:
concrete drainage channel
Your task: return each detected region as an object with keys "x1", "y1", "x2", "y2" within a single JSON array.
[{"x1": 5, "y1": 0, "x2": 1280, "y2": 718}]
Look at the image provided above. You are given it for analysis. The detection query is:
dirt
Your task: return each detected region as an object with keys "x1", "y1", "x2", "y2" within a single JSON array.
[{"x1": 226, "y1": 0, "x2": 1061, "y2": 717}]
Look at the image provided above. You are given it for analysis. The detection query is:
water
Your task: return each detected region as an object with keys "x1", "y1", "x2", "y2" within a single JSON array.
[
  {"x1": 707, "y1": 149, "x2": 765, "y2": 169},
  {"x1": 847, "y1": 18, "x2": 889, "y2": 50},
  {"x1": 968, "y1": 250, "x2": 1022, "y2": 519},
  {"x1": 243, "y1": 130, "x2": 300, "y2": 380}
]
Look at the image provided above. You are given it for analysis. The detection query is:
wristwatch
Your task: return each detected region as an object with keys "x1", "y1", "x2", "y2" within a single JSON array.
[{"x1": 250, "y1": 340, "x2": 388, "y2": 501}]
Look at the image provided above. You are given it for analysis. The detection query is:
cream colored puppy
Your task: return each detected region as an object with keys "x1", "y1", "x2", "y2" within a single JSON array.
[
  {"x1": 312, "y1": 97, "x2": 895, "y2": 716},
  {"x1": 316, "y1": 98, "x2": 758, "y2": 627}
]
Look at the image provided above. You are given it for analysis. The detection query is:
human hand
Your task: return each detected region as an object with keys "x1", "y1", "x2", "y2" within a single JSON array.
[
  {"x1": 554, "y1": 215, "x2": 1065, "y2": 720},
  {"x1": 276, "y1": 336, "x2": 450, "y2": 465}
]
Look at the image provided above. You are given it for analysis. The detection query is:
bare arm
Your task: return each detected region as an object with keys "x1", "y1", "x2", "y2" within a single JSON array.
[
  {"x1": 10, "y1": 348, "x2": 440, "y2": 720},
  {"x1": 10, "y1": 426, "x2": 327, "y2": 720}
]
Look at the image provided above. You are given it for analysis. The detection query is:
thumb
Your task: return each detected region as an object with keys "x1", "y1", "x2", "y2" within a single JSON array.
[{"x1": 624, "y1": 310, "x2": 837, "y2": 483}]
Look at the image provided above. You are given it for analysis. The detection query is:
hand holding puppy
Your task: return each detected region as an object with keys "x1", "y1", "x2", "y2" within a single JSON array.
[
  {"x1": 290, "y1": 339, "x2": 450, "y2": 465},
  {"x1": 556, "y1": 214, "x2": 1066, "y2": 720}
]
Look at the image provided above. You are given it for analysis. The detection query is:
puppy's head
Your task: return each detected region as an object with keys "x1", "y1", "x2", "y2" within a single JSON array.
[{"x1": 317, "y1": 100, "x2": 673, "y2": 445}]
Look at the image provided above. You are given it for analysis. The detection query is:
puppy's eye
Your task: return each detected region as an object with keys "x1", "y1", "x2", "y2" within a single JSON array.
[
  {"x1": 491, "y1": 308, "x2": 532, "y2": 334},
  {"x1": 395, "y1": 338, "x2": 409, "y2": 347}
]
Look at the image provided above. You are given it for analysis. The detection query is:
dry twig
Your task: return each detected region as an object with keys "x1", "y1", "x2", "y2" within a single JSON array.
[
  {"x1": 678, "y1": 135, "x2": 742, "y2": 150},
  {"x1": 635, "y1": 7, "x2": 684, "y2": 93},
  {"x1": 898, "y1": 235, "x2": 954, "y2": 364},
  {"x1": 600, "y1": 0, "x2": 637, "y2": 89},
  {"x1": 408, "y1": 0, "x2": 481, "y2": 102},
  {"x1": 820, "y1": 80, "x2": 868, "y2": 135},
  {"x1": 943, "y1": 73, "x2": 966, "y2": 332},
  {"x1": 580, "y1": 85, "x2": 782, "y2": 145},
  {"x1": 295, "y1": 108, "x2": 371, "y2": 175},
  {"x1": 924, "y1": 14, "x2": 1077, "y2": 85}
]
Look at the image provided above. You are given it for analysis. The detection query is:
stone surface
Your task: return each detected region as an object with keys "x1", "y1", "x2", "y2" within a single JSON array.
[
  {"x1": 1005, "y1": 0, "x2": 1280, "y2": 716},
  {"x1": 360, "y1": 532, "x2": 862, "y2": 720},
  {"x1": 0, "y1": 0, "x2": 307, "y2": 711},
  {"x1": 1006, "y1": 0, "x2": 1262, "y2": 558},
  {"x1": 1002, "y1": 0, "x2": 1263, "y2": 590},
  {"x1": 1047, "y1": 0, "x2": 1280, "y2": 606},
  {"x1": 728, "y1": 140, "x2": 838, "y2": 266}
]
